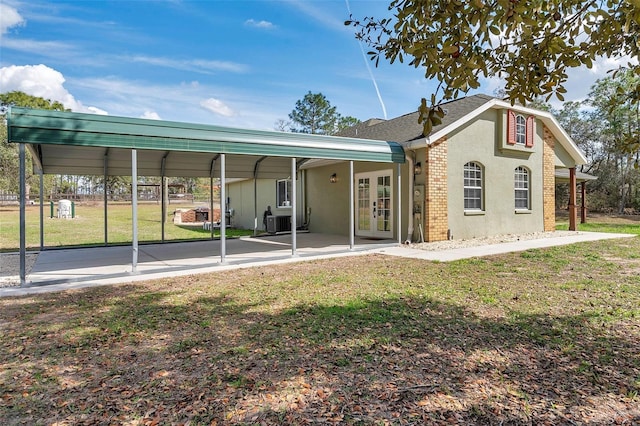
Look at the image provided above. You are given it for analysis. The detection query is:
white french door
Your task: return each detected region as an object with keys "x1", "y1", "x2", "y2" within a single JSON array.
[{"x1": 355, "y1": 170, "x2": 393, "y2": 238}]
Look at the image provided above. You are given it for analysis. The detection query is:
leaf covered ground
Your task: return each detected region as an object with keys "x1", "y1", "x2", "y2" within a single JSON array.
[{"x1": 1, "y1": 237, "x2": 639, "y2": 425}]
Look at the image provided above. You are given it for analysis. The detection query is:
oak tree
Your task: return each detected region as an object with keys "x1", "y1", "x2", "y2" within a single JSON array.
[{"x1": 347, "y1": 0, "x2": 640, "y2": 136}]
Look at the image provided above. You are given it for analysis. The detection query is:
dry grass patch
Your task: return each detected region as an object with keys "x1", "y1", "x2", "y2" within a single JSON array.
[{"x1": 1, "y1": 237, "x2": 639, "y2": 425}]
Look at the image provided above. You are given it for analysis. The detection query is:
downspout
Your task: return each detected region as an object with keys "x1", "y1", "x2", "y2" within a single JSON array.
[{"x1": 404, "y1": 151, "x2": 415, "y2": 244}]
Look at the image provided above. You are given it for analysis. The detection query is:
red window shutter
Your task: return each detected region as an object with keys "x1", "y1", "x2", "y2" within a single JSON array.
[
  {"x1": 507, "y1": 110, "x2": 516, "y2": 145},
  {"x1": 525, "y1": 115, "x2": 535, "y2": 147}
]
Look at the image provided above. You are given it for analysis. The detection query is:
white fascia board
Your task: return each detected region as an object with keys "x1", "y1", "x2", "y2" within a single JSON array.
[{"x1": 404, "y1": 99, "x2": 499, "y2": 150}]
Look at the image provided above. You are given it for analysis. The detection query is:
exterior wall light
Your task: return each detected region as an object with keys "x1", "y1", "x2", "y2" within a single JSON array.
[
  {"x1": 414, "y1": 162, "x2": 422, "y2": 175},
  {"x1": 329, "y1": 173, "x2": 337, "y2": 183}
]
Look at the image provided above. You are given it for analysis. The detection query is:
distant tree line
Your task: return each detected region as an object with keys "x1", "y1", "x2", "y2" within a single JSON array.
[{"x1": 526, "y1": 69, "x2": 640, "y2": 214}]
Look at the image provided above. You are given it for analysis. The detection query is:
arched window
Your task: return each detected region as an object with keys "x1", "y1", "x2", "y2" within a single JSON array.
[
  {"x1": 514, "y1": 166, "x2": 530, "y2": 210},
  {"x1": 515, "y1": 114, "x2": 526, "y2": 145},
  {"x1": 464, "y1": 162, "x2": 483, "y2": 210},
  {"x1": 507, "y1": 111, "x2": 535, "y2": 147}
]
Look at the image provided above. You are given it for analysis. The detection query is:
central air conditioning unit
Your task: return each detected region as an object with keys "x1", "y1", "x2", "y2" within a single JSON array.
[{"x1": 266, "y1": 215, "x2": 291, "y2": 233}]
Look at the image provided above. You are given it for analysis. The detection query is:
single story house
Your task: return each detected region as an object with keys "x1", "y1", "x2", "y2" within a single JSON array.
[
  {"x1": 8, "y1": 96, "x2": 589, "y2": 283},
  {"x1": 227, "y1": 94, "x2": 589, "y2": 242}
]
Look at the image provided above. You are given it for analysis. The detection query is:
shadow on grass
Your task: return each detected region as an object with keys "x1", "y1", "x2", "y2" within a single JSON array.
[{"x1": 1, "y1": 284, "x2": 639, "y2": 425}]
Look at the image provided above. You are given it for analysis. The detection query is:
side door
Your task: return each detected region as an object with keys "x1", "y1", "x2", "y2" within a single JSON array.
[{"x1": 355, "y1": 170, "x2": 393, "y2": 238}]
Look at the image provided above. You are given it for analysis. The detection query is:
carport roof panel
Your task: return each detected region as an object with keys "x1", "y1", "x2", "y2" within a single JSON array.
[{"x1": 7, "y1": 107, "x2": 406, "y2": 166}]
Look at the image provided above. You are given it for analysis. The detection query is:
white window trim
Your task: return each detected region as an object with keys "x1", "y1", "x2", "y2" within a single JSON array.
[
  {"x1": 514, "y1": 166, "x2": 530, "y2": 211},
  {"x1": 463, "y1": 162, "x2": 484, "y2": 211},
  {"x1": 276, "y1": 178, "x2": 292, "y2": 208},
  {"x1": 515, "y1": 114, "x2": 527, "y2": 145}
]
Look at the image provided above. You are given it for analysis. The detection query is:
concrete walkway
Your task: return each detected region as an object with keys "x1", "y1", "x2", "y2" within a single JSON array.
[
  {"x1": 378, "y1": 231, "x2": 635, "y2": 262},
  {"x1": 1, "y1": 231, "x2": 634, "y2": 297}
]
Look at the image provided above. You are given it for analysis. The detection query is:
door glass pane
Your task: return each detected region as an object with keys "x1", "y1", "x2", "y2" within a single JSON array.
[
  {"x1": 357, "y1": 178, "x2": 370, "y2": 231},
  {"x1": 377, "y1": 176, "x2": 391, "y2": 232}
]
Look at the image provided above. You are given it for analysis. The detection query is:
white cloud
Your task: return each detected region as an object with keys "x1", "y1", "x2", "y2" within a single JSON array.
[
  {"x1": 87, "y1": 106, "x2": 109, "y2": 115},
  {"x1": 244, "y1": 19, "x2": 275, "y2": 30},
  {"x1": 70, "y1": 76, "x2": 285, "y2": 129},
  {"x1": 0, "y1": 3, "x2": 24, "y2": 35},
  {"x1": 200, "y1": 98, "x2": 235, "y2": 117},
  {"x1": 127, "y1": 55, "x2": 248, "y2": 74},
  {"x1": 286, "y1": 0, "x2": 352, "y2": 33},
  {"x1": 0, "y1": 64, "x2": 104, "y2": 114},
  {"x1": 141, "y1": 111, "x2": 161, "y2": 120}
]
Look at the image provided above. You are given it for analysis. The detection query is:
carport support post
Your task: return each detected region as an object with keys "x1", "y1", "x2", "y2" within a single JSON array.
[
  {"x1": 291, "y1": 157, "x2": 297, "y2": 257},
  {"x1": 132, "y1": 149, "x2": 138, "y2": 273},
  {"x1": 39, "y1": 168, "x2": 44, "y2": 250},
  {"x1": 19, "y1": 143, "x2": 26, "y2": 286},
  {"x1": 161, "y1": 156, "x2": 166, "y2": 243},
  {"x1": 569, "y1": 167, "x2": 577, "y2": 231},
  {"x1": 104, "y1": 151, "x2": 108, "y2": 246},
  {"x1": 349, "y1": 161, "x2": 354, "y2": 250},
  {"x1": 581, "y1": 181, "x2": 587, "y2": 224},
  {"x1": 220, "y1": 154, "x2": 227, "y2": 264},
  {"x1": 397, "y1": 163, "x2": 402, "y2": 245},
  {"x1": 209, "y1": 157, "x2": 216, "y2": 241}
]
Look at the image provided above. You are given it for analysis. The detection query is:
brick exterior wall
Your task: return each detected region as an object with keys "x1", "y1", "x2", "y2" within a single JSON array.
[
  {"x1": 180, "y1": 208, "x2": 221, "y2": 223},
  {"x1": 542, "y1": 125, "x2": 556, "y2": 231},
  {"x1": 425, "y1": 137, "x2": 449, "y2": 242},
  {"x1": 181, "y1": 209, "x2": 196, "y2": 223}
]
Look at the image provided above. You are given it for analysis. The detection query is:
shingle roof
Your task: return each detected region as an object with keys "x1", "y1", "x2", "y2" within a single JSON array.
[{"x1": 338, "y1": 94, "x2": 495, "y2": 143}]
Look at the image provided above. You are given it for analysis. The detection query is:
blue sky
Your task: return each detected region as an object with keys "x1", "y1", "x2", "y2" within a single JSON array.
[{"x1": 0, "y1": 0, "x2": 630, "y2": 130}]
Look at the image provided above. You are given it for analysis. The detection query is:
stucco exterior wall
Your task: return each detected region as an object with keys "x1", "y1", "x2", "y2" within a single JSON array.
[
  {"x1": 304, "y1": 161, "x2": 409, "y2": 240},
  {"x1": 446, "y1": 109, "x2": 545, "y2": 239},
  {"x1": 226, "y1": 178, "x2": 301, "y2": 231},
  {"x1": 554, "y1": 139, "x2": 577, "y2": 168}
]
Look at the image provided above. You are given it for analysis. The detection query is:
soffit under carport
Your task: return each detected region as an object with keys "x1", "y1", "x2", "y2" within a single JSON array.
[
  {"x1": 554, "y1": 168, "x2": 597, "y2": 184},
  {"x1": 8, "y1": 107, "x2": 405, "y2": 179}
]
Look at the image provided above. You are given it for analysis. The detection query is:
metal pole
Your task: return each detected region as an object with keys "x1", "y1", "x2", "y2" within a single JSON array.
[
  {"x1": 252, "y1": 156, "x2": 266, "y2": 236},
  {"x1": 220, "y1": 154, "x2": 226, "y2": 264},
  {"x1": 39, "y1": 168, "x2": 44, "y2": 251},
  {"x1": 210, "y1": 175, "x2": 214, "y2": 239},
  {"x1": 349, "y1": 160, "x2": 354, "y2": 250},
  {"x1": 104, "y1": 152, "x2": 108, "y2": 246},
  {"x1": 254, "y1": 176, "x2": 258, "y2": 236},
  {"x1": 161, "y1": 157, "x2": 166, "y2": 243},
  {"x1": 291, "y1": 157, "x2": 297, "y2": 257},
  {"x1": 19, "y1": 143, "x2": 26, "y2": 286},
  {"x1": 132, "y1": 149, "x2": 138, "y2": 273},
  {"x1": 581, "y1": 181, "x2": 587, "y2": 224},
  {"x1": 397, "y1": 163, "x2": 402, "y2": 244},
  {"x1": 210, "y1": 157, "x2": 216, "y2": 241}
]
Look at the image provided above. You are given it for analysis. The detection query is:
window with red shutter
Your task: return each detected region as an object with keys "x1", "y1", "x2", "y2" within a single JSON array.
[
  {"x1": 525, "y1": 116, "x2": 535, "y2": 147},
  {"x1": 505, "y1": 110, "x2": 535, "y2": 149},
  {"x1": 507, "y1": 110, "x2": 517, "y2": 145}
]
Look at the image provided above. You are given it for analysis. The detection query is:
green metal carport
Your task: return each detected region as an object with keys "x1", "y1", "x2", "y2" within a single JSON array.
[{"x1": 7, "y1": 107, "x2": 405, "y2": 286}]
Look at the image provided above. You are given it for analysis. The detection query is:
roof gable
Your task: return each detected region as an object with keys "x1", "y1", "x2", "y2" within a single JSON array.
[{"x1": 338, "y1": 94, "x2": 587, "y2": 165}]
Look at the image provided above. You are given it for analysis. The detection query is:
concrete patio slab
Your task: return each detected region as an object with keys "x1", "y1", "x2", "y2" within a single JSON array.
[{"x1": 1, "y1": 231, "x2": 634, "y2": 297}]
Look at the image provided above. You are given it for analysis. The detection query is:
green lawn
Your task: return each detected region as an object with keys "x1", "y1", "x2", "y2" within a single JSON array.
[
  {"x1": 1, "y1": 222, "x2": 639, "y2": 424},
  {"x1": 0, "y1": 203, "x2": 255, "y2": 252}
]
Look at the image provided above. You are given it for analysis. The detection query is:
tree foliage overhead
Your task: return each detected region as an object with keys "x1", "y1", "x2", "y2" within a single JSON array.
[
  {"x1": 347, "y1": 0, "x2": 640, "y2": 135},
  {"x1": 287, "y1": 92, "x2": 360, "y2": 135},
  {"x1": 0, "y1": 91, "x2": 69, "y2": 193},
  {"x1": 0, "y1": 91, "x2": 67, "y2": 114}
]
